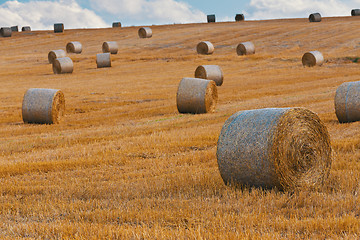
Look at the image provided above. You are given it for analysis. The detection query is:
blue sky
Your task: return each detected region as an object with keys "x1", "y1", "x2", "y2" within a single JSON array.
[{"x1": 0, "y1": 0, "x2": 359, "y2": 30}]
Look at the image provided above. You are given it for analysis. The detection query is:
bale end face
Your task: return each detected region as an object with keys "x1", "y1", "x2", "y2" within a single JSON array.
[
  {"x1": 96, "y1": 53, "x2": 111, "y2": 68},
  {"x1": 196, "y1": 41, "x2": 214, "y2": 55},
  {"x1": 195, "y1": 65, "x2": 224, "y2": 86},
  {"x1": 235, "y1": 14, "x2": 245, "y2": 21},
  {"x1": 302, "y1": 51, "x2": 324, "y2": 67}
]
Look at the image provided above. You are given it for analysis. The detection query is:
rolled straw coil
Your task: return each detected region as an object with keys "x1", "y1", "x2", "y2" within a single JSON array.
[
  {"x1": 11, "y1": 26, "x2": 18, "y2": 32},
  {"x1": 54, "y1": 23, "x2": 64, "y2": 33},
  {"x1": 309, "y1": 13, "x2": 321, "y2": 22},
  {"x1": 53, "y1": 57, "x2": 73, "y2": 74},
  {"x1": 22, "y1": 26, "x2": 31, "y2": 31},
  {"x1": 102, "y1": 41, "x2": 118, "y2": 54},
  {"x1": 351, "y1": 9, "x2": 360, "y2": 16},
  {"x1": 217, "y1": 107, "x2": 332, "y2": 190},
  {"x1": 176, "y1": 78, "x2": 217, "y2": 114},
  {"x1": 66, "y1": 41, "x2": 82, "y2": 54},
  {"x1": 236, "y1": 42, "x2": 255, "y2": 55},
  {"x1": 112, "y1": 22, "x2": 121, "y2": 27},
  {"x1": 335, "y1": 81, "x2": 360, "y2": 123},
  {"x1": 235, "y1": 14, "x2": 245, "y2": 21},
  {"x1": 22, "y1": 88, "x2": 65, "y2": 124},
  {"x1": 207, "y1": 14, "x2": 215, "y2": 23},
  {"x1": 138, "y1": 27, "x2": 152, "y2": 38},
  {"x1": 302, "y1": 51, "x2": 324, "y2": 67},
  {"x1": 96, "y1": 53, "x2": 111, "y2": 68},
  {"x1": 48, "y1": 49, "x2": 66, "y2": 64},
  {"x1": 0, "y1": 27, "x2": 12, "y2": 37},
  {"x1": 195, "y1": 65, "x2": 224, "y2": 86},
  {"x1": 197, "y1": 41, "x2": 214, "y2": 55}
]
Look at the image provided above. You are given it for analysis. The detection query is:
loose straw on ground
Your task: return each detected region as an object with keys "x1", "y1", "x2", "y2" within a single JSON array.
[
  {"x1": 197, "y1": 41, "x2": 214, "y2": 55},
  {"x1": 66, "y1": 41, "x2": 82, "y2": 54},
  {"x1": 195, "y1": 65, "x2": 223, "y2": 86},
  {"x1": 53, "y1": 57, "x2": 73, "y2": 74},
  {"x1": 335, "y1": 81, "x2": 360, "y2": 123},
  {"x1": 217, "y1": 107, "x2": 332, "y2": 191},
  {"x1": 22, "y1": 88, "x2": 65, "y2": 124},
  {"x1": 48, "y1": 50, "x2": 66, "y2": 64},
  {"x1": 237, "y1": 42, "x2": 255, "y2": 55},
  {"x1": 138, "y1": 27, "x2": 152, "y2": 38},
  {"x1": 102, "y1": 41, "x2": 118, "y2": 54},
  {"x1": 96, "y1": 53, "x2": 111, "y2": 68},
  {"x1": 176, "y1": 78, "x2": 218, "y2": 114},
  {"x1": 302, "y1": 51, "x2": 324, "y2": 67}
]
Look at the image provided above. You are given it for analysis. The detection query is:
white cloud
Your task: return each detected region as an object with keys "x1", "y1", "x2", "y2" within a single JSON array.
[
  {"x1": 0, "y1": 0, "x2": 107, "y2": 30},
  {"x1": 248, "y1": 0, "x2": 359, "y2": 20},
  {"x1": 89, "y1": 0, "x2": 206, "y2": 25}
]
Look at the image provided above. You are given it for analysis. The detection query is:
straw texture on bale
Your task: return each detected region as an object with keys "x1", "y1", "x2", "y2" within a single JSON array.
[
  {"x1": 309, "y1": 13, "x2": 321, "y2": 22},
  {"x1": 302, "y1": 51, "x2": 324, "y2": 67},
  {"x1": 176, "y1": 78, "x2": 217, "y2": 114},
  {"x1": 334, "y1": 81, "x2": 360, "y2": 123},
  {"x1": 0, "y1": 27, "x2": 12, "y2": 37},
  {"x1": 237, "y1": 42, "x2": 255, "y2": 55},
  {"x1": 22, "y1": 88, "x2": 65, "y2": 124},
  {"x1": 235, "y1": 14, "x2": 245, "y2": 21},
  {"x1": 207, "y1": 14, "x2": 216, "y2": 23},
  {"x1": 96, "y1": 53, "x2": 111, "y2": 68},
  {"x1": 54, "y1": 23, "x2": 64, "y2": 33},
  {"x1": 102, "y1": 41, "x2": 118, "y2": 54},
  {"x1": 48, "y1": 49, "x2": 66, "y2": 64},
  {"x1": 351, "y1": 9, "x2": 360, "y2": 16},
  {"x1": 53, "y1": 57, "x2": 73, "y2": 74},
  {"x1": 112, "y1": 22, "x2": 121, "y2": 27},
  {"x1": 195, "y1": 65, "x2": 224, "y2": 86},
  {"x1": 66, "y1": 41, "x2": 82, "y2": 54},
  {"x1": 197, "y1": 41, "x2": 214, "y2": 55},
  {"x1": 217, "y1": 107, "x2": 332, "y2": 191},
  {"x1": 21, "y1": 26, "x2": 31, "y2": 31},
  {"x1": 11, "y1": 26, "x2": 18, "y2": 32},
  {"x1": 138, "y1": 27, "x2": 152, "y2": 38}
]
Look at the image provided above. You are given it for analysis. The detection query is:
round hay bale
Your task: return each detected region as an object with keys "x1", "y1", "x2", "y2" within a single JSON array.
[
  {"x1": 54, "y1": 23, "x2": 64, "y2": 33},
  {"x1": 196, "y1": 41, "x2": 214, "y2": 55},
  {"x1": 11, "y1": 26, "x2": 18, "y2": 32},
  {"x1": 309, "y1": 13, "x2": 321, "y2": 22},
  {"x1": 66, "y1": 41, "x2": 82, "y2": 54},
  {"x1": 235, "y1": 14, "x2": 245, "y2": 21},
  {"x1": 112, "y1": 22, "x2": 122, "y2": 27},
  {"x1": 176, "y1": 77, "x2": 218, "y2": 114},
  {"x1": 21, "y1": 26, "x2": 31, "y2": 32},
  {"x1": 96, "y1": 53, "x2": 111, "y2": 68},
  {"x1": 138, "y1": 27, "x2": 152, "y2": 38},
  {"x1": 102, "y1": 41, "x2": 118, "y2": 54},
  {"x1": 302, "y1": 51, "x2": 324, "y2": 67},
  {"x1": 53, "y1": 57, "x2": 73, "y2": 74},
  {"x1": 207, "y1": 14, "x2": 216, "y2": 23},
  {"x1": 195, "y1": 65, "x2": 224, "y2": 86},
  {"x1": 0, "y1": 27, "x2": 12, "y2": 37},
  {"x1": 351, "y1": 9, "x2": 360, "y2": 16},
  {"x1": 236, "y1": 41, "x2": 255, "y2": 56},
  {"x1": 334, "y1": 81, "x2": 360, "y2": 123},
  {"x1": 217, "y1": 107, "x2": 332, "y2": 191},
  {"x1": 22, "y1": 88, "x2": 65, "y2": 124},
  {"x1": 48, "y1": 49, "x2": 66, "y2": 64}
]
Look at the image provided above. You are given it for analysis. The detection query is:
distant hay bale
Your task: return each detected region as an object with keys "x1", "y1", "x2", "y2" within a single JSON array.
[
  {"x1": 102, "y1": 41, "x2": 118, "y2": 54},
  {"x1": 0, "y1": 27, "x2": 12, "y2": 37},
  {"x1": 138, "y1": 27, "x2": 152, "y2": 38},
  {"x1": 217, "y1": 107, "x2": 332, "y2": 191},
  {"x1": 334, "y1": 81, "x2": 360, "y2": 123},
  {"x1": 96, "y1": 53, "x2": 111, "y2": 68},
  {"x1": 176, "y1": 77, "x2": 218, "y2": 114},
  {"x1": 11, "y1": 26, "x2": 18, "y2": 32},
  {"x1": 52, "y1": 57, "x2": 73, "y2": 74},
  {"x1": 66, "y1": 41, "x2": 82, "y2": 54},
  {"x1": 302, "y1": 51, "x2": 324, "y2": 67},
  {"x1": 195, "y1": 65, "x2": 224, "y2": 86},
  {"x1": 309, "y1": 13, "x2": 321, "y2": 22},
  {"x1": 54, "y1": 23, "x2": 64, "y2": 33},
  {"x1": 48, "y1": 49, "x2": 66, "y2": 64},
  {"x1": 21, "y1": 26, "x2": 31, "y2": 32},
  {"x1": 207, "y1": 14, "x2": 216, "y2": 23},
  {"x1": 112, "y1": 22, "x2": 122, "y2": 27},
  {"x1": 197, "y1": 41, "x2": 214, "y2": 55},
  {"x1": 236, "y1": 41, "x2": 255, "y2": 55},
  {"x1": 22, "y1": 88, "x2": 65, "y2": 124},
  {"x1": 351, "y1": 9, "x2": 360, "y2": 16},
  {"x1": 235, "y1": 14, "x2": 245, "y2": 21}
]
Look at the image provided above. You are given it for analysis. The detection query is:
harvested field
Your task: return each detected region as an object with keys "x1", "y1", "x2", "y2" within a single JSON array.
[{"x1": 1, "y1": 16, "x2": 360, "y2": 239}]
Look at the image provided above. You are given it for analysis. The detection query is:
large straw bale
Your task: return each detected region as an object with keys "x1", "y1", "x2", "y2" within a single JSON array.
[
  {"x1": 11, "y1": 26, "x2": 18, "y2": 32},
  {"x1": 217, "y1": 107, "x2": 332, "y2": 191},
  {"x1": 138, "y1": 27, "x2": 152, "y2": 38},
  {"x1": 207, "y1": 14, "x2": 216, "y2": 23},
  {"x1": 236, "y1": 42, "x2": 255, "y2": 55},
  {"x1": 197, "y1": 41, "x2": 214, "y2": 55},
  {"x1": 96, "y1": 53, "x2": 111, "y2": 68},
  {"x1": 351, "y1": 9, "x2": 360, "y2": 16},
  {"x1": 0, "y1": 27, "x2": 12, "y2": 37},
  {"x1": 53, "y1": 57, "x2": 73, "y2": 74},
  {"x1": 302, "y1": 51, "x2": 324, "y2": 67},
  {"x1": 309, "y1": 13, "x2": 321, "y2": 22},
  {"x1": 22, "y1": 88, "x2": 65, "y2": 124},
  {"x1": 66, "y1": 41, "x2": 82, "y2": 54},
  {"x1": 54, "y1": 23, "x2": 64, "y2": 33},
  {"x1": 102, "y1": 41, "x2": 118, "y2": 54},
  {"x1": 235, "y1": 14, "x2": 245, "y2": 21},
  {"x1": 176, "y1": 78, "x2": 217, "y2": 114},
  {"x1": 21, "y1": 26, "x2": 31, "y2": 31},
  {"x1": 112, "y1": 22, "x2": 121, "y2": 27},
  {"x1": 48, "y1": 50, "x2": 66, "y2": 64},
  {"x1": 334, "y1": 81, "x2": 360, "y2": 123},
  {"x1": 195, "y1": 65, "x2": 223, "y2": 86}
]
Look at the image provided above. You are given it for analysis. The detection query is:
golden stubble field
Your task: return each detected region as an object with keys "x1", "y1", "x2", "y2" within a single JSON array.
[{"x1": 1, "y1": 16, "x2": 360, "y2": 239}]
